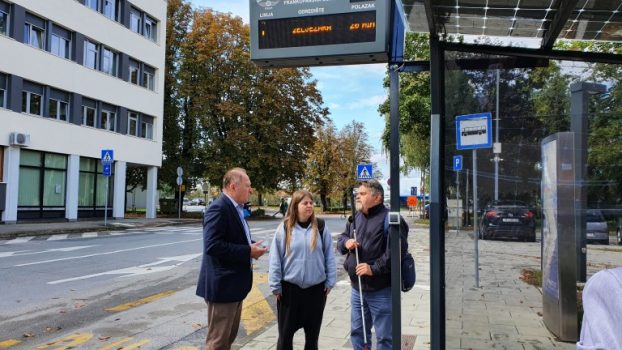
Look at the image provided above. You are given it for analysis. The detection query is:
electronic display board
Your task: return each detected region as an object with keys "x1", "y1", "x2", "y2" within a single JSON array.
[{"x1": 250, "y1": 0, "x2": 392, "y2": 67}]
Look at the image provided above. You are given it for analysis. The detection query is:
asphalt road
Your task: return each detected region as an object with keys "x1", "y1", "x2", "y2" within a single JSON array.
[{"x1": 0, "y1": 217, "x2": 349, "y2": 350}]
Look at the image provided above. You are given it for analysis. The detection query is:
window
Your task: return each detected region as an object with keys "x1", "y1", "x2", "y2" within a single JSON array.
[
  {"x1": 142, "y1": 65, "x2": 156, "y2": 91},
  {"x1": 83, "y1": 106, "x2": 96, "y2": 127},
  {"x1": 0, "y1": 73, "x2": 6, "y2": 109},
  {"x1": 84, "y1": 40, "x2": 99, "y2": 69},
  {"x1": 78, "y1": 158, "x2": 113, "y2": 213},
  {"x1": 141, "y1": 120, "x2": 153, "y2": 139},
  {"x1": 0, "y1": 10, "x2": 8, "y2": 36},
  {"x1": 144, "y1": 16, "x2": 157, "y2": 42},
  {"x1": 24, "y1": 22, "x2": 45, "y2": 49},
  {"x1": 128, "y1": 112, "x2": 138, "y2": 136},
  {"x1": 103, "y1": 0, "x2": 118, "y2": 20},
  {"x1": 100, "y1": 110, "x2": 116, "y2": 131},
  {"x1": 18, "y1": 150, "x2": 67, "y2": 217},
  {"x1": 101, "y1": 47, "x2": 118, "y2": 76},
  {"x1": 22, "y1": 91, "x2": 42, "y2": 116},
  {"x1": 129, "y1": 60, "x2": 139, "y2": 85},
  {"x1": 130, "y1": 9, "x2": 141, "y2": 34},
  {"x1": 51, "y1": 34, "x2": 71, "y2": 59},
  {"x1": 49, "y1": 99, "x2": 69, "y2": 121},
  {"x1": 85, "y1": 0, "x2": 99, "y2": 11}
]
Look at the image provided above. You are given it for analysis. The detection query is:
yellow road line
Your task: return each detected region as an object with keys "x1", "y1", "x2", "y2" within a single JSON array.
[
  {"x1": 105, "y1": 290, "x2": 176, "y2": 312},
  {"x1": 35, "y1": 332, "x2": 94, "y2": 349},
  {"x1": 241, "y1": 272, "x2": 275, "y2": 335},
  {"x1": 113, "y1": 339, "x2": 150, "y2": 350},
  {"x1": 97, "y1": 337, "x2": 133, "y2": 350},
  {"x1": 0, "y1": 339, "x2": 21, "y2": 349}
]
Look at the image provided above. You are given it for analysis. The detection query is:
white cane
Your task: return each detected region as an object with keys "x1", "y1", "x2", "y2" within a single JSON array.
[{"x1": 351, "y1": 218, "x2": 369, "y2": 349}]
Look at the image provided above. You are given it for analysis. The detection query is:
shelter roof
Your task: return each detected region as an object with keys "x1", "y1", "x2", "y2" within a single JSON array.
[{"x1": 401, "y1": 0, "x2": 622, "y2": 50}]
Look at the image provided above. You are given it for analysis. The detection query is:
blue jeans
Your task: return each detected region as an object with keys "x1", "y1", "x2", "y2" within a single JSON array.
[{"x1": 350, "y1": 287, "x2": 392, "y2": 350}]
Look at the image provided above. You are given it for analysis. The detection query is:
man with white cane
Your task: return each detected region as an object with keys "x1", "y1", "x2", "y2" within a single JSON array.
[{"x1": 338, "y1": 180, "x2": 409, "y2": 350}]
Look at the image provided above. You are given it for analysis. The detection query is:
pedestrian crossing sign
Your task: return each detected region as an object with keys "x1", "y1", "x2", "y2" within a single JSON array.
[
  {"x1": 356, "y1": 164, "x2": 373, "y2": 181},
  {"x1": 101, "y1": 149, "x2": 114, "y2": 164}
]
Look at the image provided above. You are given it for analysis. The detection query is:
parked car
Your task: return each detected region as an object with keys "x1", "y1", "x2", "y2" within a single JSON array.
[
  {"x1": 479, "y1": 200, "x2": 536, "y2": 242},
  {"x1": 586, "y1": 209, "x2": 609, "y2": 245}
]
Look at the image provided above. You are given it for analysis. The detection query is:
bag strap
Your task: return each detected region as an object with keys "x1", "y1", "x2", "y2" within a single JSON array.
[{"x1": 317, "y1": 218, "x2": 326, "y2": 247}]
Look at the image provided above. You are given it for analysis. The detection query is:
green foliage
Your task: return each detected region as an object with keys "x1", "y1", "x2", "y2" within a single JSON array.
[{"x1": 163, "y1": 6, "x2": 327, "y2": 195}]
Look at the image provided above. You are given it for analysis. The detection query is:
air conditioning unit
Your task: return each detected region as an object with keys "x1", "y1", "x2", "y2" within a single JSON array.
[{"x1": 9, "y1": 132, "x2": 30, "y2": 147}]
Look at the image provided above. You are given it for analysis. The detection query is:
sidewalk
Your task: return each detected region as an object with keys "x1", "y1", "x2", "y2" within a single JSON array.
[
  {"x1": 239, "y1": 219, "x2": 576, "y2": 350},
  {"x1": 238, "y1": 222, "x2": 432, "y2": 350},
  {"x1": 0, "y1": 217, "x2": 202, "y2": 240}
]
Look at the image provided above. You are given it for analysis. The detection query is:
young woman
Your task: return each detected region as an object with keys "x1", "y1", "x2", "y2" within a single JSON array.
[{"x1": 268, "y1": 190, "x2": 336, "y2": 350}]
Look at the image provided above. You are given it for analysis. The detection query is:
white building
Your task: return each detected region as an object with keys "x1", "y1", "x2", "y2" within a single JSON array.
[{"x1": 0, "y1": 0, "x2": 166, "y2": 222}]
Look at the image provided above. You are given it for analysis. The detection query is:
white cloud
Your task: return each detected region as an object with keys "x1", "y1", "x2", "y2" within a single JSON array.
[{"x1": 345, "y1": 94, "x2": 387, "y2": 110}]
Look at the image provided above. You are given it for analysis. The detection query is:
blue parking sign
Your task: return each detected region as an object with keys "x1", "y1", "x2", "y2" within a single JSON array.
[
  {"x1": 453, "y1": 155, "x2": 463, "y2": 171},
  {"x1": 103, "y1": 163, "x2": 112, "y2": 177}
]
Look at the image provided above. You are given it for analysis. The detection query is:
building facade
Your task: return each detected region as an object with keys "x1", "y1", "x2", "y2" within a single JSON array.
[{"x1": 0, "y1": 0, "x2": 166, "y2": 222}]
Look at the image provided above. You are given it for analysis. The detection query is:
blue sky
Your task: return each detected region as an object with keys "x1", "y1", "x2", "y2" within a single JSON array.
[{"x1": 189, "y1": 0, "x2": 420, "y2": 195}]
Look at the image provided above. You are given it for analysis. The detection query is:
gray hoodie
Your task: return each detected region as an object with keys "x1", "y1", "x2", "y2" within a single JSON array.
[{"x1": 268, "y1": 220, "x2": 336, "y2": 294}]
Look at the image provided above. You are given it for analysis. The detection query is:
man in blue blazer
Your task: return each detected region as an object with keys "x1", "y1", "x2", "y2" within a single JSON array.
[{"x1": 196, "y1": 168, "x2": 268, "y2": 350}]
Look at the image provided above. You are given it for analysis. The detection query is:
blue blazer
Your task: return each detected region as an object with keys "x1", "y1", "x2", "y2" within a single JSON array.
[{"x1": 196, "y1": 195, "x2": 252, "y2": 302}]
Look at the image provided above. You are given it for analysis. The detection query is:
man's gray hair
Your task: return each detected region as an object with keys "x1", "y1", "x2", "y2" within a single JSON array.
[
  {"x1": 361, "y1": 180, "x2": 384, "y2": 198},
  {"x1": 222, "y1": 167, "x2": 247, "y2": 189}
]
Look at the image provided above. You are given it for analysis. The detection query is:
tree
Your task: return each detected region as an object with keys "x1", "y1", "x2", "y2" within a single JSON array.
[
  {"x1": 306, "y1": 121, "x2": 340, "y2": 211},
  {"x1": 161, "y1": 0, "x2": 192, "y2": 196},
  {"x1": 334, "y1": 121, "x2": 379, "y2": 209},
  {"x1": 176, "y1": 9, "x2": 327, "y2": 200}
]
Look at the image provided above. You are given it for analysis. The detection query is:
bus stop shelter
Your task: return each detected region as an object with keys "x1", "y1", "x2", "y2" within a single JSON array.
[{"x1": 399, "y1": 1, "x2": 622, "y2": 349}]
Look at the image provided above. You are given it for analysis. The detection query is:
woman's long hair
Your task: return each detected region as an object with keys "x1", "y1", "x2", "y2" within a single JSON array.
[{"x1": 283, "y1": 190, "x2": 319, "y2": 255}]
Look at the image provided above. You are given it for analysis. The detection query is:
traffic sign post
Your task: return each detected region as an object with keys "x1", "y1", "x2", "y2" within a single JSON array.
[
  {"x1": 456, "y1": 113, "x2": 493, "y2": 288},
  {"x1": 101, "y1": 150, "x2": 114, "y2": 227},
  {"x1": 177, "y1": 167, "x2": 183, "y2": 219}
]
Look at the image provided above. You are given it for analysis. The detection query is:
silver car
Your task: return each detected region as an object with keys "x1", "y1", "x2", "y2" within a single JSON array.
[{"x1": 586, "y1": 209, "x2": 609, "y2": 245}]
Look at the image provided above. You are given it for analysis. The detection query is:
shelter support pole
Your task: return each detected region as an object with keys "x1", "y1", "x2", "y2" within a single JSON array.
[
  {"x1": 389, "y1": 64, "x2": 402, "y2": 350},
  {"x1": 429, "y1": 37, "x2": 446, "y2": 350}
]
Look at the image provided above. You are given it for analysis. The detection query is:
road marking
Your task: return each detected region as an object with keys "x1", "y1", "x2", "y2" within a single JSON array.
[
  {"x1": 106, "y1": 290, "x2": 177, "y2": 312},
  {"x1": 240, "y1": 272, "x2": 274, "y2": 336},
  {"x1": 4, "y1": 237, "x2": 34, "y2": 245},
  {"x1": 15, "y1": 238, "x2": 201, "y2": 267},
  {"x1": 98, "y1": 337, "x2": 134, "y2": 350},
  {"x1": 0, "y1": 250, "x2": 31, "y2": 258},
  {"x1": 82, "y1": 232, "x2": 99, "y2": 238},
  {"x1": 35, "y1": 332, "x2": 93, "y2": 349},
  {"x1": 48, "y1": 234, "x2": 69, "y2": 241},
  {"x1": 0, "y1": 339, "x2": 21, "y2": 348},
  {"x1": 0, "y1": 246, "x2": 97, "y2": 259},
  {"x1": 48, "y1": 253, "x2": 201, "y2": 284},
  {"x1": 100, "y1": 339, "x2": 150, "y2": 350}
]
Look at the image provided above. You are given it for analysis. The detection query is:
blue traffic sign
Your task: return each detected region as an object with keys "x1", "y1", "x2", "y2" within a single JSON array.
[
  {"x1": 453, "y1": 155, "x2": 463, "y2": 171},
  {"x1": 356, "y1": 164, "x2": 373, "y2": 181},
  {"x1": 102, "y1": 163, "x2": 112, "y2": 177},
  {"x1": 456, "y1": 112, "x2": 492, "y2": 150},
  {"x1": 101, "y1": 149, "x2": 114, "y2": 164}
]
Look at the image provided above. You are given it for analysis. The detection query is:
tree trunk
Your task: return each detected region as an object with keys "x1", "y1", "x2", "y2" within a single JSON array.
[{"x1": 320, "y1": 193, "x2": 328, "y2": 212}]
